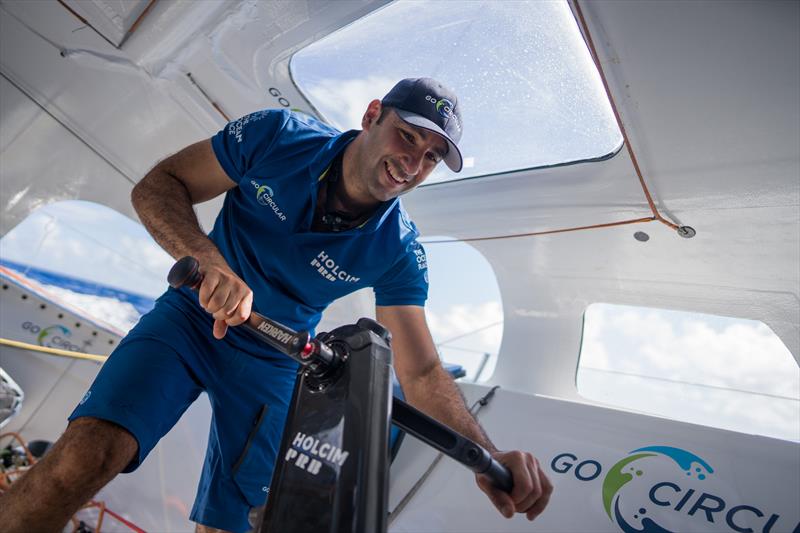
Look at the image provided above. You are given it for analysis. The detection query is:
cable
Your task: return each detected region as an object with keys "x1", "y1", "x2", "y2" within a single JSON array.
[
  {"x1": 582, "y1": 366, "x2": 800, "y2": 403},
  {"x1": 421, "y1": 1, "x2": 688, "y2": 246},
  {"x1": 573, "y1": 0, "x2": 679, "y2": 234},
  {"x1": 0, "y1": 338, "x2": 107, "y2": 363},
  {"x1": 422, "y1": 217, "x2": 663, "y2": 245},
  {"x1": 434, "y1": 321, "x2": 502, "y2": 346}
]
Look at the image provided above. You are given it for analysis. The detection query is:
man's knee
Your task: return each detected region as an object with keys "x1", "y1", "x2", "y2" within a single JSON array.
[{"x1": 50, "y1": 417, "x2": 138, "y2": 480}]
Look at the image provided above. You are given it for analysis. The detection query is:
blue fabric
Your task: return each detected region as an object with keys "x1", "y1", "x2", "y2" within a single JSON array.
[
  {"x1": 161, "y1": 110, "x2": 428, "y2": 359},
  {"x1": 70, "y1": 109, "x2": 431, "y2": 530},
  {"x1": 69, "y1": 297, "x2": 298, "y2": 532}
]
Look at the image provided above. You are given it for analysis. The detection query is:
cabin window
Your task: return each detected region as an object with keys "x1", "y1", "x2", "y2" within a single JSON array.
[
  {"x1": 423, "y1": 237, "x2": 503, "y2": 382},
  {"x1": 577, "y1": 303, "x2": 800, "y2": 441},
  {"x1": 0, "y1": 201, "x2": 171, "y2": 332},
  {"x1": 290, "y1": 0, "x2": 622, "y2": 185}
]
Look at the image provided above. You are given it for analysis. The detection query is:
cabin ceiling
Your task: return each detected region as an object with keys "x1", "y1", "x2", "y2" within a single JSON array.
[
  {"x1": 1, "y1": 0, "x2": 389, "y2": 231},
  {"x1": 404, "y1": 0, "x2": 800, "y2": 369},
  {"x1": 0, "y1": 1, "x2": 798, "y2": 362}
]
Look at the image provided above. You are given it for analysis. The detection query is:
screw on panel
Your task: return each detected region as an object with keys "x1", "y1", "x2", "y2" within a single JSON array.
[
  {"x1": 2, "y1": 285, "x2": 8, "y2": 290},
  {"x1": 21, "y1": 295, "x2": 27, "y2": 300},
  {"x1": 677, "y1": 226, "x2": 696, "y2": 239},
  {"x1": 634, "y1": 231, "x2": 650, "y2": 242}
]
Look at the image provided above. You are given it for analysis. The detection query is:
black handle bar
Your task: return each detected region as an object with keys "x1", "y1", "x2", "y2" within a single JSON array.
[
  {"x1": 167, "y1": 256, "x2": 339, "y2": 371},
  {"x1": 391, "y1": 397, "x2": 513, "y2": 493},
  {"x1": 168, "y1": 256, "x2": 513, "y2": 493}
]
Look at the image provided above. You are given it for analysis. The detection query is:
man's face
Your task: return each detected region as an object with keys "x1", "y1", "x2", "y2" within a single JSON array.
[{"x1": 359, "y1": 105, "x2": 449, "y2": 202}]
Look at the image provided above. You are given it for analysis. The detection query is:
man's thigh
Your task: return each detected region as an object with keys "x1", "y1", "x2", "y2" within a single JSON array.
[
  {"x1": 69, "y1": 309, "x2": 205, "y2": 471},
  {"x1": 191, "y1": 349, "x2": 298, "y2": 533}
]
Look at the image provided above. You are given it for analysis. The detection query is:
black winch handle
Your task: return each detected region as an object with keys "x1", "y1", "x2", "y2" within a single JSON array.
[
  {"x1": 168, "y1": 256, "x2": 338, "y2": 371},
  {"x1": 391, "y1": 397, "x2": 513, "y2": 493}
]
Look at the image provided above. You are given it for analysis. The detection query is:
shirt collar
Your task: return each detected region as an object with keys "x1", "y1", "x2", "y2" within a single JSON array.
[
  {"x1": 308, "y1": 129, "x2": 399, "y2": 234},
  {"x1": 308, "y1": 129, "x2": 359, "y2": 182}
]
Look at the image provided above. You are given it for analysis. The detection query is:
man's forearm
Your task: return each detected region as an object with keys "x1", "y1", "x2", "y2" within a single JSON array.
[
  {"x1": 402, "y1": 363, "x2": 498, "y2": 454},
  {"x1": 131, "y1": 168, "x2": 222, "y2": 262}
]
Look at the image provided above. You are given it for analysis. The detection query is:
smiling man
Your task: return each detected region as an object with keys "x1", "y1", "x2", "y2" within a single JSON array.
[{"x1": 0, "y1": 78, "x2": 552, "y2": 532}]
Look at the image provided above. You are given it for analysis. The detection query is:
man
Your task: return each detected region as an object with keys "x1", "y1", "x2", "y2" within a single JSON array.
[{"x1": 0, "y1": 78, "x2": 552, "y2": 532}]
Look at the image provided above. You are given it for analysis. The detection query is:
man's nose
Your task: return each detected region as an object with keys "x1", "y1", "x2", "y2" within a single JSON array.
[{"x1": 400, "y1": 148, "x2": 424, "y2": 177}]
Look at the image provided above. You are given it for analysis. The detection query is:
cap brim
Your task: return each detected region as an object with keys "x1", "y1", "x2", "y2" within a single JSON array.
[{"x1": 394, "y1": 109, "x2": 463, "y2": 173}]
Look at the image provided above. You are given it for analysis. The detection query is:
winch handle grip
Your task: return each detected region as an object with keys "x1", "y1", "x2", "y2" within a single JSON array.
[
  {"x1": 167, "y1": 256, "x2": 338, "y2": 370},
  {"x1": 482, "y1": 455, "x2": 513, "y2": 493},
  {"x1": 391, "y1": 397, "x2": 513, "y2": 493},
  {"x1": 167, "y1": 255, "x2": 203, "y2": 290}
]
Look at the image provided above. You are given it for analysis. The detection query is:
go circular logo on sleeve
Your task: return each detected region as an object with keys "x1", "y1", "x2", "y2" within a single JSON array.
[
  {"x1": 250, "y1": 180, "x2": 287, "y2": 222},
  {"x1": 550, "y1": 445, "x2": 798, "y2": 533}
]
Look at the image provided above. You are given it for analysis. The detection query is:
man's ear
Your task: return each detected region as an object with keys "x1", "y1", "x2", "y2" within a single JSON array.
[{"x1": 362, "y1": 99, "x2": 382, "y2": 130}]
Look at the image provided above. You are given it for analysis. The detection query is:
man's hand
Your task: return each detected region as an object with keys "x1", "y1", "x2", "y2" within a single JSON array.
[
  {"x1": 376, "y1": 306, "x2": 553, "y2": 521},
  {"x1": 196, "y1": 256, "x2": 253, "y2": 339},
  {"x1": 476, "y1": 450, "x2": 553, "y2": 521}
]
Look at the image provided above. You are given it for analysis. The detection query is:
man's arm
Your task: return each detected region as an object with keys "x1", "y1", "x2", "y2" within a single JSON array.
[
  {"x1": 131, "y1": 139, "x2": 252, "y2": 339},
  {"x1": 375, "y1": 305, "x2": 552, "y2": 522}
]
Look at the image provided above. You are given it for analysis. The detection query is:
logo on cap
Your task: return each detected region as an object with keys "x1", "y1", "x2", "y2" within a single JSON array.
[{"x1": 425, "y1": 95, "x2": 453, "y2": 119}]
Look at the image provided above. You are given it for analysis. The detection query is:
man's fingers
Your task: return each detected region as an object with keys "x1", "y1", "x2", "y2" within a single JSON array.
[
  {"x1": 197, "y1": 273, "x2": 221, "y2": 308},
  {"x1": 215, "y1": 287, "x2": 246, "y2": 320},
  {"x1": 480, "y1": 451, "x2": 553, "y2": 522},
  {"x1": 518, "y1": 462, "x2": 553, "y2": 520},
  {"x1": 476, "y1": 474, "x2": 515, "y2": 519},
  {"x1": 509, "y1": 453, "x2": 537, "y2": 507},
  {"x1": 213, "y1": 319, "x2": 228, "y2": 340},
  {"x1": 525, "y1": 468, "x2": 553, "y2": 520},
  {"x1": 238, "y1": 291, "x2": 254, "y2": 322},
  {"x1": 510, "y1": 455, "x2": 541, "y2": 513},
  {"x1": 207, "y1": 283, "x2": 233, "y2": 314},
  {"x1": 197, "y1": 263, "x2": 253, "y2": 329},
  {"x1": 224, "y1": 290, "x2": 253, "y2": 326}
]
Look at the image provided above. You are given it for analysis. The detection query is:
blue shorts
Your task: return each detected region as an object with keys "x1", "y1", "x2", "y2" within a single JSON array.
[{"x1": 70, "y1": 296, "x2": 299, "y2": 532}]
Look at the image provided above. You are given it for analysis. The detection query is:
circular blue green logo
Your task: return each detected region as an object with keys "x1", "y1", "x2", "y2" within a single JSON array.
[
  {"x1": 435, "y1": 98, "x2": 454, "y2": 118},
  {"x1": 37, "y1": 325, "x2": 71, "y2": 346},
  {"x1": 256, "y1": 185, "x2": 274, "y2": 206},
  {"x1": 603, "y1": 446, "x2": 714, "y2": 532}
]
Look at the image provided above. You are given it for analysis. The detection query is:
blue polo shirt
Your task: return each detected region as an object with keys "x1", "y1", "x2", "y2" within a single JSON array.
[{"x1": 161, "y1": 109, "x2": 429, "y2": 356}]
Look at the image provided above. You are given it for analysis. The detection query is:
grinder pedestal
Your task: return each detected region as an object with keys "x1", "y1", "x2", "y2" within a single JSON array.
[{"x1": 259, "y1": 318, "x2": 392, "y2": 533}]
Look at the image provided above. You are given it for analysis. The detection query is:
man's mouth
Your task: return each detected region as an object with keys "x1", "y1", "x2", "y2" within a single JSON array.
[{"x1": 385, "y1": 161, "x2": 407, "y2": 186}]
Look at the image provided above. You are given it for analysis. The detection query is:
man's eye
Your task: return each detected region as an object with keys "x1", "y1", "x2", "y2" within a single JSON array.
[
  {"x1": 402, "y1": 131, "x2": 415, "y2": 143},
  {"x1": 426, "y1": 152, "x2": 440, "y2": 163}
]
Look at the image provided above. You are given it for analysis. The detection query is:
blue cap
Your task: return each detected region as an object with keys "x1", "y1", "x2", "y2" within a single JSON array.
[{"x1": 381, "y1": 78, "x2": 464, "y2": 172}]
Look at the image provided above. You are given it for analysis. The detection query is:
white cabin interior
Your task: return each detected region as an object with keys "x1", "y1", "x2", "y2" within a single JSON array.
[{"x1": 1, "y1": 1, "x2": 798, "y2": 532}]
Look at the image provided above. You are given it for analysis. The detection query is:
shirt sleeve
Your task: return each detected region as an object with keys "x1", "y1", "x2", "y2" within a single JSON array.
[
  {"x1": 373, "y1": 240, "x2": 429, "y2": 307},
  {"x1": 211, "y1": 110, "x2": 288, "y2": 184}
]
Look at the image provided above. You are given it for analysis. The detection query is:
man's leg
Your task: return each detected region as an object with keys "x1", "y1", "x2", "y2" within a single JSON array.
[{"x1": 0, "y1": 416, "x2": 137, "y2": 532}]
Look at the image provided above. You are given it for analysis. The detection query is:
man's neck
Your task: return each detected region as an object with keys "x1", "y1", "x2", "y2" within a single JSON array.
[{"x1": 337, "y1": 140, "x2": 381, "y2": 215}]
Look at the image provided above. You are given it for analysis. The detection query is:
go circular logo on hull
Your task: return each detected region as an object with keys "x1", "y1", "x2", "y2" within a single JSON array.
[
  {"x1": 603, "y1": 446, "x2": 713, "y2": 532},
  {"x1": 551, "y1": 445, "x2": 798, "y2": 533},
  {"x1": 21, "y1": 321, "x2": 82, "y2": 351}
]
